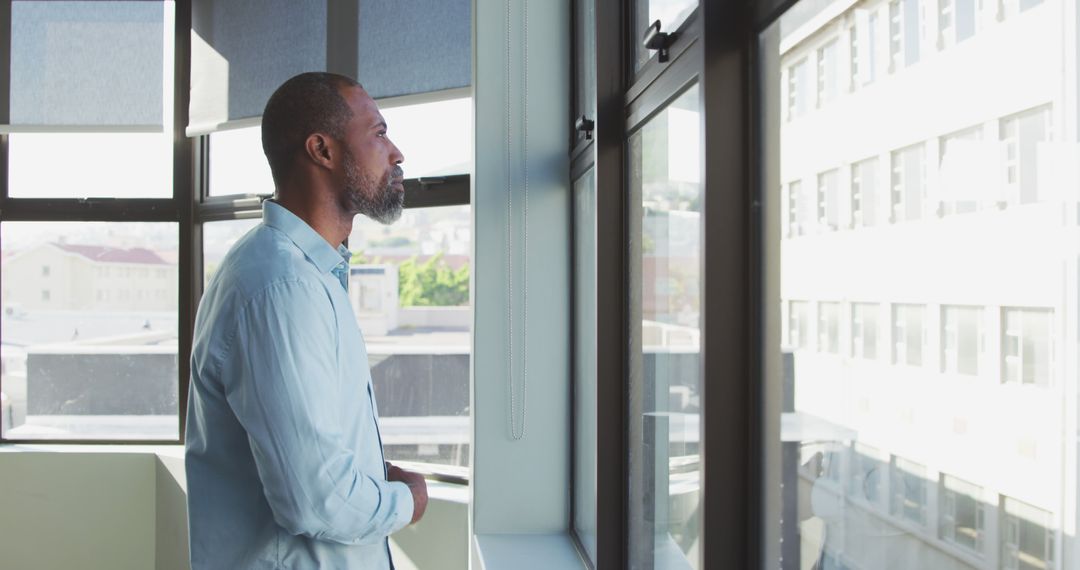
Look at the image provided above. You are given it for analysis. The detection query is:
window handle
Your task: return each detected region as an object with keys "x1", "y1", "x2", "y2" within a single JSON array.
[
  {"x1": 575, "y1": 115, "x2": 594, "y2": 140},
  {"x1": 643, "y1": 20, "x2": 674, "y2": 63}
]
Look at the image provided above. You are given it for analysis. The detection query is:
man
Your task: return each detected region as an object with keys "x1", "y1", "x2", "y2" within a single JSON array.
[{"x1": 185, "y1": 72, "x2": 427, "y2": 570}]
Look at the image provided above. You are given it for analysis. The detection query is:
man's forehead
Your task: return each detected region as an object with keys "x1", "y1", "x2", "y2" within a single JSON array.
[{"x1": 342, "y1": 85, "x2": 383, "y2": 127}]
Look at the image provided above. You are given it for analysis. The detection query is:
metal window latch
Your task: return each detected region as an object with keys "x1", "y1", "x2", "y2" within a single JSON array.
[
  {"x1": 643, "y1": 20, "x2": 674, "y2": 63},
  {"x1": 575, "y1": 115, "x2": 595, "y2": 140}
]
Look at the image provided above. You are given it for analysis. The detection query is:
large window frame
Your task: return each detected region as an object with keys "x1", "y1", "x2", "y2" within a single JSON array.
[{"x1": 0, "y1": 0, "x2": 471, "y2": 480}]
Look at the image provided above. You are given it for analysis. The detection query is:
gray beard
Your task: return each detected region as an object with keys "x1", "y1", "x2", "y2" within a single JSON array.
[{"x1": 342, "y1": 154, "x2": 404, "y2": 225}]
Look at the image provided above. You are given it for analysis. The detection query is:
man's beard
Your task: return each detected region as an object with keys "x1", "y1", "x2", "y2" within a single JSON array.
[{"x1": 342, "y1": 149, "x2": 404, "y2": 225}]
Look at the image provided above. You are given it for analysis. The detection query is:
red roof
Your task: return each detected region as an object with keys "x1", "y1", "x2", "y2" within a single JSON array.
[{"x1": 53, "y1": 243, "x2": 170, "y2": 265}]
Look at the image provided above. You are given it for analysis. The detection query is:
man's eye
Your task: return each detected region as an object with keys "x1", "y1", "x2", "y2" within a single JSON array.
[{"x1": 377, "y1": 131, "x2": 387, "y2": 138}]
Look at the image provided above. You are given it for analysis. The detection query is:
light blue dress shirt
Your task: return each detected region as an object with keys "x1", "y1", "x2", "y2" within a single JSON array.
[{"x1": 185, "y1": 200, "x2": 413, "y2": 569}]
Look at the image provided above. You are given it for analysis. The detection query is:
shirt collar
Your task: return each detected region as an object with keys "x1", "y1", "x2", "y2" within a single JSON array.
[{"x1": 262, "y1": 200, "x2": 352, "y2": 274}]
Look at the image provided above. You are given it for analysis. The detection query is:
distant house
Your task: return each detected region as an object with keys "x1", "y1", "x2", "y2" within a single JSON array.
[{"x1": 1, "y1": 242, "x2": 178, "y2": 312}]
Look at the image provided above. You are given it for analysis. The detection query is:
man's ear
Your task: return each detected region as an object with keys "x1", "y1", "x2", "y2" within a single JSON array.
[{"x1": 303, "y1": 133, "x2": 335, "y2": 171}]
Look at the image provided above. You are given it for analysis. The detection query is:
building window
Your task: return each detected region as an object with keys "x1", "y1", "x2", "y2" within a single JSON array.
[
  {"x1": 942, "y1": 305, "x2": 983, "y2": 376},
  {"x1": 891, "y1": 143, "x2": 926, "y2": 222},
  {"x1": 40, "y1": 265, "x2": 50, "y2": 277},
  {"x1": 817, "y1": 39, "x2": 838, "y2": 107},
  {"x1": 893, "y1": 304, "x2": 926, "y2": 367},
  {"x1": 851, "y1": 156, "x2": 879, "y2": 227},
  {"x1": 848, "y1": 444, "x2": 886, "y2": 508},
  {"x1": 938, "y1": 125, "x2": 984, "y2": 215},
  {"x1": 940, "y1": 475, "x2": 985, "y2": 554},
  {"x1": 889, "y1": 0, "x2": 920, "y2": 71},
  {"x1": 787, "y1": 180, "x2": 804, "y2": 237},
  {"x1": 817, "y1": 169, "x2": 840, "y2": 231},
  {"x1": 938, "y1": 0, "x2": 954, "y2": 48},
  {"x1": 1002, "y1": 308, "x2": 1053, "y2": 387},
  {"x1": 788, "y1": 301, "x2": 811, "y2": 349},
  {"x1": 890, "y1": 457, "x2": 927, "y2": 526},
  {"x1": 788, "y1": 57, "x2": 810, "y2": 120},
  {"x1": 1000, "y1": 105, "x2": 1052, "y2": 205},
  {"x1": 852, "y1": 302, "x2": 879, "y2": 360},
  {"x1": 818, "y1": 302, "x2": 841, "y2": 354},
  {"x1": 41, "y1": 289, "x2": 50, "y2": 302},
  {"x1": 1001, "y1": 498, "x2": 1054, "y2": 570},
  {"x1": 849, "y1": 26, "x2": 859, "y2": 92}
]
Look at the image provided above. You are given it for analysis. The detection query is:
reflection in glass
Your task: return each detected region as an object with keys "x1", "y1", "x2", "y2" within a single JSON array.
[
  {"x1": 766, "y1": 0, "x2": 1075, "y2": 567},
  {"x1": 573, "y1": 168, "x2": 598, "y2": 563},
  {"x1": 629, "y1": 84, "x2": 700, "y2": 569},
  {"x1": 348, "y1": 206, "x2": 471, "y2": 468},
  {"x1": 1, "y1": 222, "x2": 179, "y2": 440}
]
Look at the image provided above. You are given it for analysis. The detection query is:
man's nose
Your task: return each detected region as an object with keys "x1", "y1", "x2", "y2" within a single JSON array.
[{"x1": 390, "y1": 141, "x2": 404, "y2": 165}]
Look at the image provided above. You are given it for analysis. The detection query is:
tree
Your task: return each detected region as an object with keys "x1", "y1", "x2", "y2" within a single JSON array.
[{"x1": 397, "y1": 253, "x2": 469, "y2": 307}]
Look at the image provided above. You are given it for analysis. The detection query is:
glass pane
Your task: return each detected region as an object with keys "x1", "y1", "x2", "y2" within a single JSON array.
[
  {"x1": 347, "y1": 206, "x2": 471, "y2": 469},
  {"x1": 629, "y1": 83, "x2": 700, "y2": 569},
  {"x1": 208, "y1": 98, "x2": 471, "y2": 197},
  {"x1": 203, "y1": 218, "x2": 262, "y2": 288},
  {"x1": 8, "y1": 132, "x2": 172, "y2": 199},
  {"x1": 763, "y1": 0, "x2": 1074, "y2": 567},
  {"x1": 208, "y1": 127, "x2": 275, "y2": 197},
  {"x1": 379, "y1": 97, "x2": 472, "y2": 178},
  {"x1": 633, "y1": 0, "x2": 698, "y2": 72},
  {"x1": 575, "y1": 0, "x2": 597, "y2": 144},
  {"x1": 573, "y1": 168, "x2": 597, "y2": 562},
  {"x1": 1, "y1": 222, "x2": 179, "y2": 440}
]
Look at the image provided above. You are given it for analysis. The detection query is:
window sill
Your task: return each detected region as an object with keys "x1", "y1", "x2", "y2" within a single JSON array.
[
  {"x1": 0, "y1": 443, "x2": 184, "y2": 457},
  {"x1": 473, "y1": 533, "x2": 588, "y2": 570}
]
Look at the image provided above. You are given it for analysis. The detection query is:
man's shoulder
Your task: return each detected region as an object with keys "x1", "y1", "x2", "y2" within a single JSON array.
[{"x1": 207, "y1": 224, "x2": 326, "y2": 307}]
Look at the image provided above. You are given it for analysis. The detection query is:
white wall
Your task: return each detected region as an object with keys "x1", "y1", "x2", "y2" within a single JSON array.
[{"x1": 0, "y1": 448, "x2": 469, "y2": 570}]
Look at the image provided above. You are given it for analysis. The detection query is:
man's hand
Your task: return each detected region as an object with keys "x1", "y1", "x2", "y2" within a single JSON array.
[{"x1": 387, "y1": 462, "x2": 428, "y2": 525}]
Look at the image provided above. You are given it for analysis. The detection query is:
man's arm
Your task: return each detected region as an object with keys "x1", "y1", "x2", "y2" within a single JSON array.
[
  {"x1": 222, "y1": 279, "x2": 415, "y2": 544},
  {"x1": 386, "y1": 462, "x2": 428, "y2": 524}
]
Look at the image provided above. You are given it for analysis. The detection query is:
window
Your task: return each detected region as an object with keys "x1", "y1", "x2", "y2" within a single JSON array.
[
  {"x1": 818, "y1": 302, "x2": 841, "y2": 354},
  {"x1": 1001, "y1": 498, "x2": 1054, "y2": 570},
  {"x1": 1000, "y1": 105, "x2": 1052, "y2": 205},
  {"x1": 788, "y1": 300, "x2": 811, "y2": 349},
  {"x1": 850, "y1": 157, "x2": 879, "y2": 227},
  {"x1": 891, "y1": 143, "x2": 926, "y2": 222},
  {"x1": 940, "y1": 0, "x2": 977, "y2": 47},
  {"x1": 1002, "y1": 308, "x2": 1053, "y2": 387},
  {"x1": 892, "y1": 304, "x2": 925, "y2": 367},
  {"x1": 346, "y1": 206, "x2": 471, "y2": 468},
  {"x1": 888, "y1": 0, "x2": 920, "y2": 71},
  {"x1": 817, "y1": 39, "x2": 838, "y2": 107},
  {"x1": 788, "y1": 58, "x2": 810, "y2": 120},
  {"x1": 572, "y1": 167, "x2": 597, "y2": 562},
  {"x1": 942, "y1": 305, "x2": 983, "y2": 375},
  {"x1": 852, "y1": 302, "x2": 879, "y2": 360},
  {"x1": 629, "y1": 83, "x2": 702, "y2": 567},
  {"x1": 938, "y1": 125, "x2": 984, "y2": 215},
  {"x1": 1, "y1": 2, "x2": 179, "y2": 443},
  {"x1": 787, "y1": 180, "x2": 812, "y2": 237},
  {"x1": 1, "y1": 222, "x2": 180, "y2": 440},
  {"x1": 848, "y1": 444, "x2": 885, "y2": 508},
  {"x1": 890, "y1": 456, "x2": 927, "y2": 525},
  {"x1": 817, "y1": 169, "x2": 840, "y2": 231},
  {"x1": 940, "y1": 475, "x2": 985, "y2": 553},
  {"x1": 851, "y1": 9, "x2": 880, "y2": 90}
]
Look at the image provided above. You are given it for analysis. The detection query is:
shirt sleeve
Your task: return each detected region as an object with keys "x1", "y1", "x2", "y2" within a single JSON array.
[{"x1": 220, "y1": 279, "x2": 414, "y2": 545}]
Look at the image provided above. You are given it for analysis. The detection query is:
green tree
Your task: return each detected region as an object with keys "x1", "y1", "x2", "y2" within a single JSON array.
[{"x1": 397, "y1": 252, "x2": 470, "y2": 307}]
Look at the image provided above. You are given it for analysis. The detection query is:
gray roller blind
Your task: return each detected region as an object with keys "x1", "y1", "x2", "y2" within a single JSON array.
[
  {"x1": 188, "y1": 0, "x2": 471, "y2": 135},
  {"x1": 8, "y1": 1, "x2": 165, "y2": 129},
  {"x1": 357, "y1": 0, "x2": 471, "y2": 100},
  {"x1": 189, "y1": 0, "x2": 326, "y2": 135}
]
